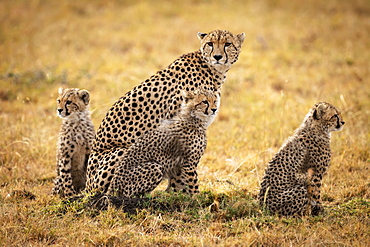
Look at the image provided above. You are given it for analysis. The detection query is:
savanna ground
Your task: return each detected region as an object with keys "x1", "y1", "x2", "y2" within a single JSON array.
[{"x1": 0, "y1": 0, "x2": 369, "y2": 246}]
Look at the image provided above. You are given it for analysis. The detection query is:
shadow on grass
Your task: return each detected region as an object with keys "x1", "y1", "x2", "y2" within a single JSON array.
[
  {"x1": 55, "y1": 190, "x2": 264, "y2": 221},
  {"x1": 48, "y1": 190, "x2": 369, "y2": 228}
]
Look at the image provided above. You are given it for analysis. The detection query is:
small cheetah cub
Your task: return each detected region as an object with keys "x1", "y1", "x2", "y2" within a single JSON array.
[
  {"x1": 52, "y1": 87, "x2": 95, "y2": 197},
  {"x1": 106, "y1": 90, "x2": 219, "y2": 197},
  {"x1": 258, "y1": 102, "x2": 345, "y2": 216}
]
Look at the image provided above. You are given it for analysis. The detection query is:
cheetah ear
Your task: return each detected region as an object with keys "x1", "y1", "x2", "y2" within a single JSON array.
[
  {"x1": 313, "y1": 103, "x2": 325, "y2": 120},
  {"x1": 58, "y1": 87, "x2": 64, "y2": 95},
  {"x1": 237, "y1": 33, "x2": 245, "y2": 44},
  {"x1": 78, "y1": 89, "x2": 90, "y2": 105},
  {"x1": 197, "y1": 32, "x2": 207, "y2": 40}
]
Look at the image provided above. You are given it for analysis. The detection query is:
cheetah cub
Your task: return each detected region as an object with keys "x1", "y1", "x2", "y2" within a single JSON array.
[
  {"x1": 106, "y1": 90, "x2": 219, "y2": 197},
  {"x1": 52, "y1": 87, "x2": 95, "y2": 197},
  {"x1": 258, "y1": 102, "x2": 345, "y2": 216}
]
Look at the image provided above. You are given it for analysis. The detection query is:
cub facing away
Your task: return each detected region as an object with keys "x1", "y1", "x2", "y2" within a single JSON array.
[
  {"x1": 258, "y1": 102, "x2": 345, "y2": 216},
  {"x1": 52, "y1": 87, "x2": 95, "y2": 197},
  {"x1": 105, "y1": 90, "x2": 220, "y2": 197}
]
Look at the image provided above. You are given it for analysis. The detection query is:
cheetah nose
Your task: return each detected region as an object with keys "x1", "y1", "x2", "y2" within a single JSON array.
[
  {"x1": 341, "y1": 121, "x2": 345, "y2": 125},
  {"x1": 211, "y1": 108, "x2": 217, "y2": 114},
  {"x1": 57, "y1": 109, "x2": 63, "y2": 113},
  {"x1": 213, "y1": 55, "x2": 222, "y2": 61}
]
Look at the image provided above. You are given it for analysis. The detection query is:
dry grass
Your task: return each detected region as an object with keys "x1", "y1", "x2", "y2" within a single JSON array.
[{"x1": 0, "y1": 0, "x2": 369, "y2": 246}]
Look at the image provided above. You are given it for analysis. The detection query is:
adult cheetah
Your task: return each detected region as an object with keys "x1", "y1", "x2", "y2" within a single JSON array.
[
  {"x1": 52, "y1": 87, "x2": 95, "y2": 197},
  {"x1": 258, "y1": 102, "x2": 345, "y2": 216},
  {"x1": 86, "y1": 30, "x2": 245, "y2": 193},
  {"x1": 106, "y1": 90, "x2": 219, "y2": 197}
]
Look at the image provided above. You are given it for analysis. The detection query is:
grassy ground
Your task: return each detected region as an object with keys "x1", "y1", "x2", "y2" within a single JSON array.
[{"x1": 0, "y1": 0, "x2": 369, "y2": 246}]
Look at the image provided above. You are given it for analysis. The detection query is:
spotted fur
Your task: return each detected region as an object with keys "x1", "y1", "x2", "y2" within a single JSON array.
[
  {"x1": 52, "y1": 87, "x2": 95, "y2": 197},
  {"x1": 258, "y1": 102, "x2": 345, "y2": 216},
  {"x1": 86, "y1": 30, "x2": 245, "y2": 192},
  {"x1": 104, "y1": 91, "x2": 219, "y2": 197}
]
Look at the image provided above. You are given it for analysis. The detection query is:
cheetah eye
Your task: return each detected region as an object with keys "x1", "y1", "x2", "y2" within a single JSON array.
[
  {"x1": 207, "y1": 42, "x2": 213, "y2": 47},
  {"x1": 57, "y1": 99, "x2": 60, "y2": 103},
  {"x1": 225, "y1": 42, "x2": 232, "y2": 47},
  {"x1": 66, "y1": 100, "x2": 72, "y2": 105},
  {"x1": 202, "y1": 100, "x2": 209, "y2": 104}
]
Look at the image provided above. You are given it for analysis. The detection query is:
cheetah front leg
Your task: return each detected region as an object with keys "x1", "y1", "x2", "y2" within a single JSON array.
[
  {"x1": 166, "y1": 165, "x2": 199, "y2": 194},
  {"x1": 52, "y1": 157, "x2": 77, "y2": 197},
  {"x1": 52, "y1": 176, "x2": 64, "y2": 195},
  {"x1": 308, "y1": 172, "x2": 325, "y2": 216},
  {"x1": 305, "y1": 168, "x2": 315, "y2": 215},
  {"x1": 307, "y1": 165, "x2": 329, "y2": 216},
  {"x1": 166, "y1": 146, "x2": 203, "y2": 195},
  {"x1": 307, "y1": 149, "x2": 331, "y2": 215}
]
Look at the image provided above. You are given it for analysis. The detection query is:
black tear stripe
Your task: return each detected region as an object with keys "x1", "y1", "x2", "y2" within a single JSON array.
[
  {"x1": 335, "y1": 115, "x2": 341, "y2": 128},
  {"x1": 209, "y1": 44, "x2": 214, "y2": 56},
  {"x1": 223, "y1": 45, "x2": 229, "y2": 64},
  {"x1": 203, "y1": 101, "x2": 210, "y2": 114},
  {"x1": 204, "y1": 104, "x2": 210, "y2": 115},
  {"x1": 65, "y1": 104, "x2": 70, "y2": 116}
]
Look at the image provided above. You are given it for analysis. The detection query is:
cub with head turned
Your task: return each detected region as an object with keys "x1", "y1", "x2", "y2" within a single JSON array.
[
  {"x1": 259, "y1": 102, "x2": 345, "y2": 216},
  {"x1": 52, "y1": 88, "x2": 95, "y2": 197},
  {"x1": 86, "y1": 30, "x2": 245, "y2": 193}
]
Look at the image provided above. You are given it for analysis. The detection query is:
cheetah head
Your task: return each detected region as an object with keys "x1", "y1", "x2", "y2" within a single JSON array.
[
  {"x1": 57, "y1": 87, "x2": 90, "y2": 118},
  {"x1": 198, "y1": 30, "x2": 245, "y2": 74},
  {"x1": 311, "y1": 102, "x2": 345, "y2": 132},
  {"x1": 182, "y1": 90, "x2": 220, "y2": 127}
]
